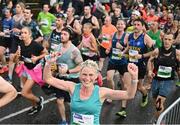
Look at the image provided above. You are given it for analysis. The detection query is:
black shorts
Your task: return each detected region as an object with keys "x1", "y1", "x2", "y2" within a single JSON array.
[
  {"x1": 99, "y1": 46, "x2": 109, "y2": 58},
  {"x1": 10, "y1": 35, "x2": 21, "y2": 53},
  {"x1": 0, "y1": 37, "x2": 12, "y2": 49},
  {"x1": 54, "y1": 76, "x2": 80, "y2": 102},
  {"x1": 107, "y1": 62, "x2": 128, "y2": 75},
  {"x1": 82, "y1": 54, "x2": 99, "y2": 61},
  {"x1": 136, "y1": 62, "x2": 147, "y2": 79}
]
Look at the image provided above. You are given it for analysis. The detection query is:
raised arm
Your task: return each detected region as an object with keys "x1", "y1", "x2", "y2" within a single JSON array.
[
  {"x1": 43, "y1": 54, "x2": 75, "y2": 95},
  {"x1": 100, "y1": 63, "x2": 138, "y2": 102}
]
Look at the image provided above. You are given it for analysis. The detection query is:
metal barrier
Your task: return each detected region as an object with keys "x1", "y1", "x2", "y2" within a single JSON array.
[{"x1": 157, "y1": 97, "x2": 180, "y2": 125}]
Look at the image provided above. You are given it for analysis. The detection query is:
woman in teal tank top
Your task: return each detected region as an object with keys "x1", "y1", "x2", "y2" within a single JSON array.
[{"x1": 44, "y1": 57, "x2": 139, "y2": 124}]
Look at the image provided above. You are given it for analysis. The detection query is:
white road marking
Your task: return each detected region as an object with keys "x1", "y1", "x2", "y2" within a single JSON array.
[
  {"x1": 0, "y1": 73, "x2": 119, "y2": 122},
  {"x1": 0, "y1": 97, "x2": 56, "y2": 122}
]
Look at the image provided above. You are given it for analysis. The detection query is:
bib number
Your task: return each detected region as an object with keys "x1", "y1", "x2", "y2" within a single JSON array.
[
  {"x1": 72, "y1": 113, "x2": 94, "y2": 125},
  {"x1": 111, "y1": 48, "x2": 122, "y2": 60},
  {"x1": 157, "y1": 66, "x2": 172, "y2": 78},
  {"x1": 129, "y1": 49, "x2": 138, "y2": 63}
]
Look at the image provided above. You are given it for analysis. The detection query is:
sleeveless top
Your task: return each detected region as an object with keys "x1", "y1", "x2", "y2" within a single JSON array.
[
  {"x1": 49, "y1": 29, "x2": 61, "y2": 52},
  {"x1": 128, "y1": 33, "x2": 148, "y2": 64},
  {"x1": 109, "y1": 32, "x2": 128, "y2": 65},
  {"x1": 65, "y1": 18, "x2": 80, "y2": 46},
  {"x1": 154, "y1": 47, "x2": 177, "y2": 80},
  {"x1": 71, "y1": 84, "x2": 102, "y2": 125},
  {"x1": 56, "y1": 44, "x2": 80, "y2": 78},
  {"x1": 80, "y1": 34, "x2": 97, "y2": 57},
  {"x1": 147, "y1": 30, "x2": 162, "y2": 48},
  {"x1": 81, "y1": 15, "x2": 100, "y2": 38},
  {"x1": 81, "y1": 15, "x2": 94, "y2": 26}
]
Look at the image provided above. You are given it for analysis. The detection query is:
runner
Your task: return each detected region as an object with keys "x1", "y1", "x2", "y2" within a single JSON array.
[
  {"x1": 0, "y1": 8, "x2": 14, "y2": 74},
  {"x1": 80, "y1": 5, "x2": 100, "y2": 38},
  {"x1": 98, "y1": 16, "x2": 117, "y2": 71},
  {"x1": 44, "y1": 58, "x2": 138, "y2": 125},
  {"x1": 147, "y1": 32, "x2": 180, "y2": 123},
  {"x1": 105, "y1": 19, "x2": 128, "y2": 100},
  {"x1": 78, "y1": 23, "x2": 98, "y2": 61},
  {"x1": 14, "y1": 27, "x2": 47, "y2": 115},
  {"x1": 127, "y1": 18, "x2": 154, "y2": 107},
  {"x1": 147, "y1": 21, "x2": 164, "y2": 49},
  {"x1": 37, "y1": 3, "x2": 56, "y2": 40},
  {"x1": 65, "y1": 7, "x2": 82, "y2": 46},
  {"x1": 53, "y1": 27, "x2": 83, "y2": 124},
  {"x1": 49, "y1": 13, "x2": 65, "y2": 53}
]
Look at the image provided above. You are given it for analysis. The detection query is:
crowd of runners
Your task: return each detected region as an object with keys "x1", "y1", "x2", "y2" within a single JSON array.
[{"x1": 0, "y1": 0, "x2": 180, "y2": 124}]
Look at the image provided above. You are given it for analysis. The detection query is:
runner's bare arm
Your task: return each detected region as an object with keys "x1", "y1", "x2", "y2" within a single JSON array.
[
  {"x1": 147, "y1": 48, "x2": 159, "y2": 78},
  {"x1": 43, "y1": 55, "x2": 75, "y2": 95},
  {"x1": 176, "y1": 49, "x2": 180, "y2": 62}
]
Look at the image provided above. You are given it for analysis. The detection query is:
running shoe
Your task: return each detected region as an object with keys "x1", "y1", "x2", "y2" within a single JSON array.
[
  {"x1": 37, "y1": 96, "x2": 44, "y2": 110},
  {"x1": 152, "y1": 119, "x2": 157, "y2": 125},
  {"x1": 141, "y1": 94, "x2": 148, "y2": 107},
  {"x1": 27, "y1": 96, "x2": 44, "y2": 115},
  {"x1": 27, "y1": 106, "x2": 38, "y2": 115},
  {"x1": 59, "y1": 120, "x2": 68, "y2": 125},
  {"x1": 176, "y1": 81, "x2": 180, "y2": 87},
  {"x1": 116, "y1": 110, "x2": 127, "y2": 117}
]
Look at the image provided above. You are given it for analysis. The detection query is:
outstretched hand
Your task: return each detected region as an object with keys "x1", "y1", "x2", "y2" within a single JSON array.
[{"x1": 128, "y1": 63, "x2": 138, "y2": 80}]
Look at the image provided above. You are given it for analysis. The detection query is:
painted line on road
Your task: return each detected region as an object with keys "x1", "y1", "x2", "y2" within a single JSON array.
[
  {"x1": 0, "y1": 73, "x2": 119, "y2": 122},
  {"x1": 0, "y1": 97, "x2": 56, "y2": 122}
]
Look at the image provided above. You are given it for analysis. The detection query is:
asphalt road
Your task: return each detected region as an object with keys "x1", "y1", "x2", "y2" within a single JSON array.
[{"x1": 0, "y1": 59, "x2": 180, "y2": 124}]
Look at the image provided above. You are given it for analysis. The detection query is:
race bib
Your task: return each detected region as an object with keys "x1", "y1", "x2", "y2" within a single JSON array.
[
  {"x1": 81, "y1": 47, "x2": 90, "y2": 56},
  {"x1": 41, "y1": 19, "x2": 49, "y2": 27},
  {"x1": 129, "y1": 49, "x2": 138, "y2": 63},
  {"x1": 157, "y1": 66, "x2": 172, "y2": 78},
  {"x1": 72, "y1": 113, "x2": 94, "y2": 125},
  {"x1": 111, "y1": 48, "x2": 122, "y2": 60}
]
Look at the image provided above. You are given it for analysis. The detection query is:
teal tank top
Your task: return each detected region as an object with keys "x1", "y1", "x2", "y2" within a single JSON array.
[{"x1": 70, "y1": 84, "x2": 102, "y2": 125}]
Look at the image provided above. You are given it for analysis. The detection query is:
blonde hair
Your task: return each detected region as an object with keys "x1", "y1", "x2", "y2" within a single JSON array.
[
  {"x1": 17, "y1": 2, "x2": 25, "y2": 11},
  {"x1": 81, "y1": 60, "x2": 99, "y2": 74}
]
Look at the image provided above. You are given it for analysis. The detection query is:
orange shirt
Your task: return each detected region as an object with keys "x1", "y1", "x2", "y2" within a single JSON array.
[
  {"x1": 140, "y1": 9, "x2": 147, "y2": 20},
  {"x1": 146, "y1": 15, "x2": 159, "y2": 23},
  {"x1": 100, "y1": 24, "x2": 117, "y2": 49}
]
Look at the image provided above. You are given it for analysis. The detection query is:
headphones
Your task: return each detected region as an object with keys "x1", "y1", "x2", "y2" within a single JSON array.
[{"x1": 62, "y1": 27, "x2": 73, "y2": 40}]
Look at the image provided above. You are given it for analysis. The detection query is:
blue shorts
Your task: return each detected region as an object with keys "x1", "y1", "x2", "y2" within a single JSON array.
[
  {"x1": 151, "y1": 79, "x2": 174, "y2": 98},
  {"x1": 22, "y1": 71, "x2": 32, "y2": 80}
]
